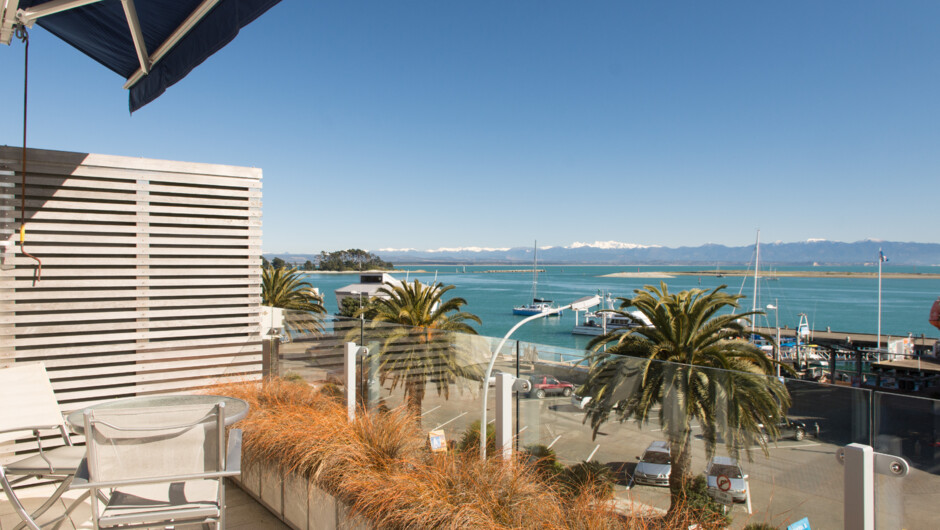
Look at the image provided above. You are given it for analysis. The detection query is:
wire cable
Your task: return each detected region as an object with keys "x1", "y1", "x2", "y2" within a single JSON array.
[{"x1": 15, "y1": 24, "x2": 42, "y2": 284}]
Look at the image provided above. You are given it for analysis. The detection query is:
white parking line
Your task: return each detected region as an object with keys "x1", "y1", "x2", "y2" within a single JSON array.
[
  {"x1": 420, "y1": 405, "x2": 441, "y2": 417},
  {"x1": 547, "y1": 435, "x2": 562, "y2": 449},
  {"x1": 771, "y1": 442, "x2": 820, "y2": 450},
  {"x1": 434, "y1": 412, "x2": 467, "y2": 430},
  {"x1": 586, "y1": 444, "x2": 600, "y2": 462}
]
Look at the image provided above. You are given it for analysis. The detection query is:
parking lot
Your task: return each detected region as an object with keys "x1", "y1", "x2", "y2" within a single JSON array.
[{"x1": 403, "y1": 379, "x2": 939, "y2": 530}]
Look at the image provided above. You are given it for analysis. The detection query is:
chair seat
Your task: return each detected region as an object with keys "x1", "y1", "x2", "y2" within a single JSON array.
[
  {"x1": 4, "y1": 445, "x2": 85, "y2": 476},
  {"x1": 99, "y1": 479, "x2": 221, "y2": 527}
]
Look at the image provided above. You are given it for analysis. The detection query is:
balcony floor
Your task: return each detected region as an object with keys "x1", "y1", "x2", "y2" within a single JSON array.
[{"x1": 0, "y1": 479, "x2": 287, "y2": 530}]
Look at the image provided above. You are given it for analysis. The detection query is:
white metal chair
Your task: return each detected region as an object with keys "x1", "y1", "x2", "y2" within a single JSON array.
[
  {"x1": 73, "y1": 401, "x2": 242, "y2": 530},
  {"x1": 0, "y1": 363, "x2": 89, "y2": 530}
]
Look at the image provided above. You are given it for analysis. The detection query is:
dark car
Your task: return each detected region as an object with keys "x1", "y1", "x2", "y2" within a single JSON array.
[
  {"x1": 760, "y1": 417, "x2": 819, "y2": 442},
  {"x1": 528, "y1": 375, "x2": 575, "y2": 399}
]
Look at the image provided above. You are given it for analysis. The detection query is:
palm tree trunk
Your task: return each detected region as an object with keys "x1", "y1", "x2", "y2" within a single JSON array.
[
  {"x1": 667, "y1": 429, "x2": 693, "y2": 515},
  {"x1": 405, "y1": 379, "x2": 425, "y2": 419}
]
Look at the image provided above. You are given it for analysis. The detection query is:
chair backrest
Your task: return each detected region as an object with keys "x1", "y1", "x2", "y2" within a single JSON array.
[
  {"x1": 83, "y1": 402, "x2": 225, "y2": 484},
  {"x1": 0, "y1": 363, "x2": 66, "y2": 443}
]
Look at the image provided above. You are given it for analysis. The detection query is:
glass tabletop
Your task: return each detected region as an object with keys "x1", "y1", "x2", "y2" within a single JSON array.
[{"x1": 66, "y1": 395, "x2": 249, "y2": 433}]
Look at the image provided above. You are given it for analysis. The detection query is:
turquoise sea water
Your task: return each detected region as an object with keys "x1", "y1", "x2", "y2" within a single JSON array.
[{"x1": 302, "y1": 265, "x2": 940, "y2": 350}]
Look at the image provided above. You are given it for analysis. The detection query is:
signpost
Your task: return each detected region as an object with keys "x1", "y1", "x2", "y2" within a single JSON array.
[
  {"x1": 713, "y1": 490, "x2": 734, "y2": 506},
  {"x1": 714, "y1": 475, "x2": 734, "y2": 506}
]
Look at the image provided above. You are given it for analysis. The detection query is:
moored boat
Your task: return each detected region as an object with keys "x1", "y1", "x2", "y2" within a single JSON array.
[
  {"x1": 514, "y1": 297, "x2": 562, "y2": 317},
  {"x1": 513, "y1": 241, "x2": 562, "y2": 317}
]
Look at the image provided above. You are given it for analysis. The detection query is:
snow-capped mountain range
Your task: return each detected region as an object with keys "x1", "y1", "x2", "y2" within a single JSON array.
[{"x1": 269, "y1": 240, "x2": 940, "y2": 266}]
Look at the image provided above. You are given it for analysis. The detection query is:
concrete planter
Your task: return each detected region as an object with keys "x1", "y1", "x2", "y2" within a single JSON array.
[{"x1": 236, "y1": 459, "x2": 371, "y2": 530}]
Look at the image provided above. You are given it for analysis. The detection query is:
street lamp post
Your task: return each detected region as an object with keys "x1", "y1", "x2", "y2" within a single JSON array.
[
  {"x1": 479, "y1": 295, "x2": 600, "y2": 458},
  {"x1": 766, "y1": 301, "x2": 780, "y2": 377}
]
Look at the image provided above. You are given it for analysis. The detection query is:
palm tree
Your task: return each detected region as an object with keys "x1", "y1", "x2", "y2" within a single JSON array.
[
  {"x1": 261, "y1": 266, "x2": 326, "y2": 334},
  {"x1": 579, "y1": 282, "x2": 789, "y2": 512},
  {"x1": 366, "y1": 280, "x2": 483, "y2": 416}
]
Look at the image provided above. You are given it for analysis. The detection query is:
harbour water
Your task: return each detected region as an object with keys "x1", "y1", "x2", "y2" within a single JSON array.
[{"x1": 302, "y1": 264, "x2": 940, "y2": 351}]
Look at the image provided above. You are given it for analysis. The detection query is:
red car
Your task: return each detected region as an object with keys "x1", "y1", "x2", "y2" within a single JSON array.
[{"x1": 528, "y1": 375, "x2": 575, "y2": 399}]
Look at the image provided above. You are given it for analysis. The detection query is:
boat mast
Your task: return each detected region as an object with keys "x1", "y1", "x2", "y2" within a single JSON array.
[
  {"x1": 752, "y1": 229, "x2": 760, "y2": 333},
  {"x1": 532, "y1": 240, "x2": 538, "y2": 300}
]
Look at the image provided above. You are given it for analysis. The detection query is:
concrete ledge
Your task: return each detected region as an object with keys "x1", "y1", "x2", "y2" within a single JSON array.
[{"x1": 234, "y1": 462, "x2": 371, "y2": 530}]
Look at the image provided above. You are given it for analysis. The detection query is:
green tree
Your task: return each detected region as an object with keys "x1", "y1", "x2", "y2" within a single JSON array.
[
  {"x1": 302, "y1": 260, "x2": 314, "y2": 271},
  {"x1": 271, "y1": 257, "x2": 287, "y2": 270},
  {"x1": 261, "y1": 256, "x2": 270, "y2": 269},
  {"x1": 579, "y1": 283, "x2": 789, "y2": 513},
  {"x1": 337, "y1": 295, "x2": 379, "y2": 320},
  {"x1": 261, "y1": 267, "x2": 326, "y2": 334},
  {"x1": 317, "y1": 249, "x2": 393, "y2": 271},
  {"x1": 366, "y1": 280, "x2": 482, "y2": 416}
]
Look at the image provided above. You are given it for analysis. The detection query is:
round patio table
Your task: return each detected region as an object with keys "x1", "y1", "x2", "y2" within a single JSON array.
[{"x1": 66, "y1": 395, "x2": 249, "y2": 434}]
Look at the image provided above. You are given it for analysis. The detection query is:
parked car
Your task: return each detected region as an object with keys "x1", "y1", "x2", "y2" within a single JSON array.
[
  {"x1": 528, "y1": 375, "x2": 574, "y2": 399},
  {"x1": 633, "y1": 441, "x2": 671, "y2": 487},
  {"x1": 705, "y1": 456, "x2": 748, "y2": 503},
  {"x1": 759, "y1": 416, "x2": 820, "y2": 442}
]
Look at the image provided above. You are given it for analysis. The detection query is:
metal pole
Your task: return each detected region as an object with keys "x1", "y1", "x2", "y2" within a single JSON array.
[
  {"x1": 774, "y1": 302, "x2": 780, "y2": 378},
  {"x1": 752, "y1": 229, "x2": 760, "y2": 334},
  {"x1": 515, "y1": 339, "x2": 520, "y2": 453},
  {"x1": 877, "y1": 249, "x2": 882, "y2": 362},
  {"x1": 495, "y1": 372, "x2": 513, "y2": 461}
]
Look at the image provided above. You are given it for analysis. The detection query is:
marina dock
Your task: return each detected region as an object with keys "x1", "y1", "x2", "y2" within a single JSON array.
[{"x1": 752, "y1": 326, "x2": 938, "y2": 353}]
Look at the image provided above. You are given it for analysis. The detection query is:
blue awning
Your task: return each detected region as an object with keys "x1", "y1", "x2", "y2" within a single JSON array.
[{"x1": 6, "y1": 0, "x2": 282, "y2": 112}]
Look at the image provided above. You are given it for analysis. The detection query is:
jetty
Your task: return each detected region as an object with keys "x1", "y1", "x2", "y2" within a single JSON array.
[
  {"x1": 675, "y1": 270, "x2": 940, "y2": 280},
  {"x1": 474, "y1": 269, "x2": 546, "y2": 274},
  {"x1": 752, "y1": 326, "x2": 938, "y2": 353}
]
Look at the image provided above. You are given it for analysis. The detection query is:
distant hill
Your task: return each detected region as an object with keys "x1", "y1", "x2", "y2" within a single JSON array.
[{"x1": 266, "y1": 240, "x2": 940, "y2": 267}]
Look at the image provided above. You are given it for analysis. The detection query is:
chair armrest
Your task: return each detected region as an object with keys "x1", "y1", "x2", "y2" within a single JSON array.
[{"x1": 226, "y1": 428, "x2": 242, "y2": 474}]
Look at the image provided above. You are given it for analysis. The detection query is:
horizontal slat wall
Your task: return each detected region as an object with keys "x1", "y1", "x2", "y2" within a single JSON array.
[{"x1": 0, "y1": 147, "x2": 263, "y2": 418}]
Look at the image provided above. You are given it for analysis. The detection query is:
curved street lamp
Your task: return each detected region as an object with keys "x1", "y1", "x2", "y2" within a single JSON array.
[{"x1": 479, "y1": 295, "x2": 600, "y2": 458}]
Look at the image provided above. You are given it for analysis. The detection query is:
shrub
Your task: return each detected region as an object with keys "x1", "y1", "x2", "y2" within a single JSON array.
[
  {"x1": 674, "y1": 474, "x2": 732, "y2": 528},
  {"x1": 318, "y1": 382, "x2": 343, "y2": 403},
  {"x1": 455, "y1": 420, "x2": 496, "y2": 456},
  {"x1": 282, "y1": 371, "x2": 306, "y2": 384},
  {"x1": 557, "y1": 461, "x2": 615, "y2": 499},
  {"x1": 744, "y1": 524, "x2": 778, "y2": 530},
  {"x1": 522, "y1": 444, "x2": 565, "y2": 481}
]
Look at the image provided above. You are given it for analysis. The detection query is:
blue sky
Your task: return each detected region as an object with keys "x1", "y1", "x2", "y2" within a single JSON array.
[{"x1": 1, "y1": 1, "x2": 938, "y2": 253}]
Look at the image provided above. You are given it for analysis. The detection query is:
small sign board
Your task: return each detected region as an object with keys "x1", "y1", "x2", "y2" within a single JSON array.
[
  {"x1": 712, "y1": 490, "x2": 734, "y2": 506},
  {"x1": 428, "y1": 429, "x2": 447, "y2": 453},
  {"x1": 716, "y1": 474, "x2": 732, "y2": 492},
  {"x1": 787, "y1": 517, "x2": 811, "y2": 530}
]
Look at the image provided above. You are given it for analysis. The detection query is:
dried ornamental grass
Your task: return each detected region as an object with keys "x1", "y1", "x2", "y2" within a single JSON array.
[{"x1": 210, "y1": 378, "x2": 722, "y2": 529}]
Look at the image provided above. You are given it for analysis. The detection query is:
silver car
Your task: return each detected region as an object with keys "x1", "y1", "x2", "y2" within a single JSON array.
[
  {"x1": 705, "y1": 456, "x2": 748, "y2": 502},
  {"x1": 633, "y1": 441, "x2": 671, "y2": 487}
]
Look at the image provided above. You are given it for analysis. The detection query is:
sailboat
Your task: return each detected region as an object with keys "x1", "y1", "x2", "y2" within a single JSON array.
[{"x1": 512, "y1": 241, "x2": 561, "y2": 317}]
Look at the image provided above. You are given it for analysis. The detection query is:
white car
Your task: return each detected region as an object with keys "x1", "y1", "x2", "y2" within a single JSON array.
[
  {"x1": 633, "y1": 441, "x2": 671, "y2": 487},
  {"x1": 705, "y1": 456, "x2": 748, "y2": 503}
]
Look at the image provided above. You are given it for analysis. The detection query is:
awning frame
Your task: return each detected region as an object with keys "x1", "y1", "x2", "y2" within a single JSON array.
[{"x1": 2, "y1": 0, "x2": 222, "y2": 91}]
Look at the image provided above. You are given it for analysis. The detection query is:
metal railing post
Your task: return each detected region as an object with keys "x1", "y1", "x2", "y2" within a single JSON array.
[
  {"x1": 495, "y1": 372, "x2": 513, "y2": 461},
  {"x1": 345, "y1": 342, "x2": 358, "y2": 422},
  {"x1": 842, "y1": 443, "x2": 874, "y2": 530},
  {"x1": 838, "y1": 443, "x2": 909, "y2": 530}
]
